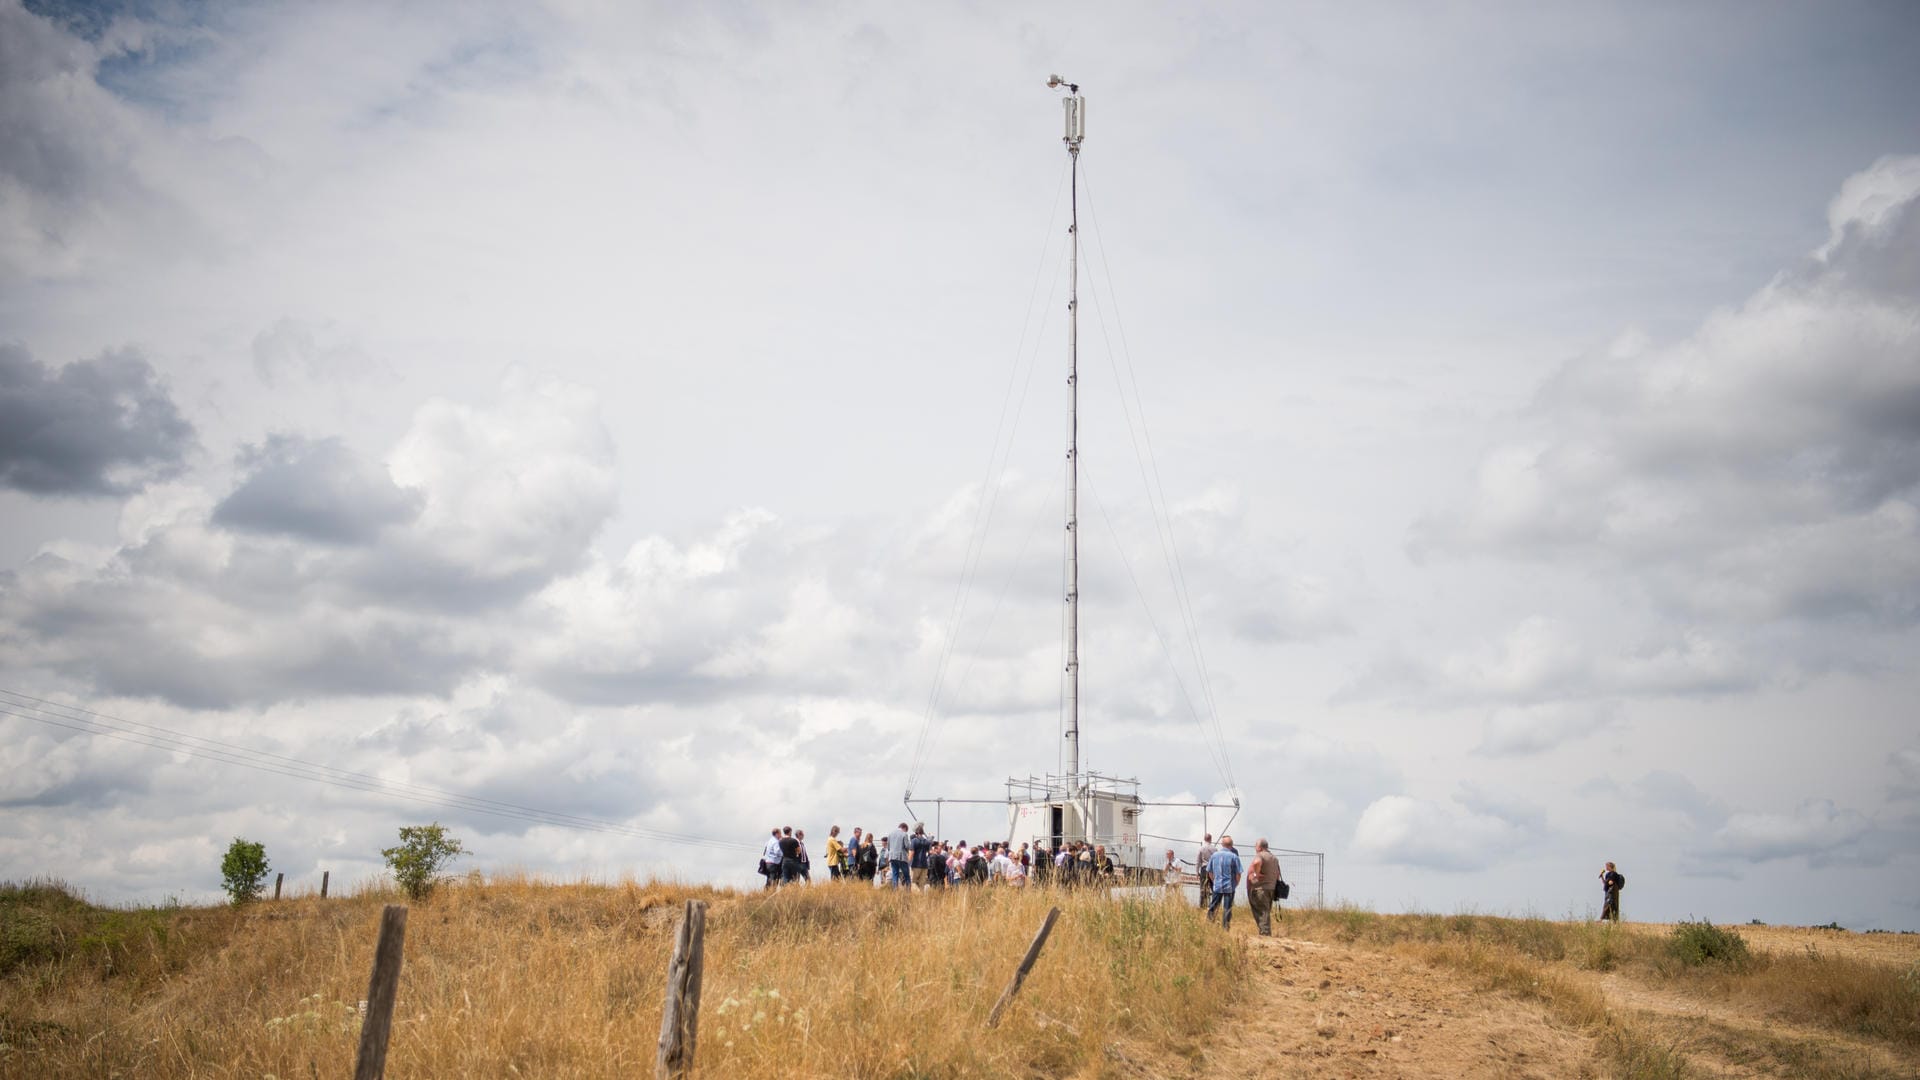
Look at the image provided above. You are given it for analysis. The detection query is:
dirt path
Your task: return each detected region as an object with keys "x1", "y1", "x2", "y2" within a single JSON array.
[
  {"x1": 1167, "y1": 935, "x2": 1603, "y2": 1079},
  {"x1": 1576, "y1": 971, "x2": 1878, "y2": 1078},
  {"x1": 1122, "y1": 923, "x2": 1919, "y2": 1079}
]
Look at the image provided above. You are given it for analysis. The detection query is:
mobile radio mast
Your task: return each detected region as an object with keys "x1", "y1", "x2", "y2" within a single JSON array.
[
  {"x1": 903, "y1": 78, "x2": 1243, "y2": 879},
  {"x1": 1048, "y1": 73, "x2": 1086, "y2": 788}
]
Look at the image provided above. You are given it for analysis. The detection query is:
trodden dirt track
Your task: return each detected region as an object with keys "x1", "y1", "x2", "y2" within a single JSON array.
[{"x1": 1111, "y1": 921, "x2": 1920, "y2": 1079}]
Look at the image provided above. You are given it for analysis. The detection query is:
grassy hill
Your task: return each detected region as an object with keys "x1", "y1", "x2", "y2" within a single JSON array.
[
  {"x1": 4, "y1": 876, "x2": 1916, "y2": 1077},
  {"x1": 1, "y1": 875, "x2": 1239, "y2": 1077}
]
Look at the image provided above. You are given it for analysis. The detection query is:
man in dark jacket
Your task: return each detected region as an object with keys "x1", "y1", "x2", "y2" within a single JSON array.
[
  {"x1": 910, "y1": 823, "x2": 933, "y2": 886},
  {"x1": 1599, "y1": 862, "x2": 1625, "y2": 922}
]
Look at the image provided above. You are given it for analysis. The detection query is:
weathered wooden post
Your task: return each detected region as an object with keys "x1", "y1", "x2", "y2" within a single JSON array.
[
  {"x1": 321, "y1": 870, "x2": 330, "y2": 899},
  {"x1": 987, "y1": 906, "x2": 1061, "y2": 1028},
  {"x1": 353, "y1": 905, "x2": 409, "y2": 1080},
  {"x1": 274, "y1": 872, "x2": 283, "y2": 900},
  {"x1": 655, "y1": 899, "x2": 708, "y2": 1079}
]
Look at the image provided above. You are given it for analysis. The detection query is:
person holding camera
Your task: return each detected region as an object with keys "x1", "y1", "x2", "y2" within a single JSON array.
[{"x1": 1599, "y1": 861, "x2": 1625, "y2": 922}]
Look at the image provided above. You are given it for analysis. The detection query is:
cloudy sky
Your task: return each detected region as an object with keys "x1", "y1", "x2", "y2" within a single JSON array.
[{"x1": 3, "y1": 0, "x2": 1917, "y2": 926}]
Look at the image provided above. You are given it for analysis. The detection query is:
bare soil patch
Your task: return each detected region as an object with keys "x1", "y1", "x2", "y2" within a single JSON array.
[
  {"x1": 1188, "y1": 913, "x2": 1920, "y2": 1080},
  {"x1": 1167, "y1": 934, "x2": 1602, "y2": 1079}
]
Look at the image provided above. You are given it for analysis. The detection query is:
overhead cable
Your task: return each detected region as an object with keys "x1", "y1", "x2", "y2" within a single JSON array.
[{"x1": 906, "y1": 159, "x2": 1071, "y2": 796}]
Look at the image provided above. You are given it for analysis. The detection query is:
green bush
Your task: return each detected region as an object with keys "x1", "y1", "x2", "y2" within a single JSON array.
[
  {"x1": 382, "y1": 823, "x2": 468, "y2": 901},
  {"x1": 1669, "y1": 918, "x2": 1750, "y2": 967},
  {"x1": 219, "y1": 838, "x2": 270, "y2": 905},
  {"x1": 1, "y1": 879, "x2": 199, "y2": 983}
]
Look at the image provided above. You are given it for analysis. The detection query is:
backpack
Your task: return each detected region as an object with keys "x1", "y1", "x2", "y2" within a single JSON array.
[{"x1": 1616, "y1": 873, "x2": 1626, "y2": 890}]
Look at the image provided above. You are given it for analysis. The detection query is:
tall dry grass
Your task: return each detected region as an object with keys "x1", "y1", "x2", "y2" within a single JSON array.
[{"x1": 2, "y1": 874, "x2": 1241, "y2": 1078}]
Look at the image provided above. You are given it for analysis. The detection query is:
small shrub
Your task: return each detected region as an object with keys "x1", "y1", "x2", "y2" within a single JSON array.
[
  {"x1": 1333, "y1": 902, "x2": 1378, "y2": 941},
  {"x1": 219, "y1": 838, "x2": 271, "y2": 906},
  {"x1": 381, "y1": 823, "x2": 467, "y2": 901},
  {"x1": 1669, "y1": 918, "x2": 1750, "y2": 967}
]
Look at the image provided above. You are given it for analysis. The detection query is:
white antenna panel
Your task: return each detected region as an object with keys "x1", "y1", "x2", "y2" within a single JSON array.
[{"x1": 1062, "y1": 96, "x2": 1086, "y2": 145}]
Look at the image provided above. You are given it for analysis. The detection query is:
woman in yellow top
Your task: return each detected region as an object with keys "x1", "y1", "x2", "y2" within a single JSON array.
[{"x1": 825, "y1": 826, "x2": 847, "y2": 881}]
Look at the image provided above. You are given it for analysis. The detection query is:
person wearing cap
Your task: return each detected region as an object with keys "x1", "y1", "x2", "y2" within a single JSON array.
[{"x1": 910, "y1": 823, "x2": 933, "y2": 887}]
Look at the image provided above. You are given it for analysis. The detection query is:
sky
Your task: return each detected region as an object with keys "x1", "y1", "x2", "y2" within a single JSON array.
[{"x1": 2, "y1": 0, "x2": 1917, "y2": 926}]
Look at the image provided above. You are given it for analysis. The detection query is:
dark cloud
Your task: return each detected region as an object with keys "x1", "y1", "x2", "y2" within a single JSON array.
[
  {"x1": 1337, "y1": 618, "x2": 1761, "y2": 710},
  {"x1": 1631, "y1": 769, "x2": 1726, "y2": 828},
  {"x1": 213, "y1": 434, "x2": 421, "y2": 545},
  {"x1": 30, "y1": 600, "x2": 487, "y2": 710},
  {"x1": 1696, "y1": 797, "x2": 1908, "y2": 869},
  {"x1": 0, "y1": 4, "x2": 105, "y2": 201},
  {"x1": 0, "y1": 344, "x2": 194, "y2": 496},
  {"x1": 1412, "y1": 156, "x2": 1920, "y2": 628},
  {"x1": 0, "y1": 721, "x2": 155, "y2": 809},
  {"x1": 19, "y1": 1, "x2": 129, "y2": 42},
  {"x1": 1890, "y1": 746, "x2": 1920, "y2": 802},
  {"x1": 0, "y1": 3, "x2": 212, "y2": 282},
  {"x1": 0, "y1": 760, "x2": 149, "y2": 808},
  {"x1": 1455, "y1": 781, "x2": 1550, "y2": 833}
]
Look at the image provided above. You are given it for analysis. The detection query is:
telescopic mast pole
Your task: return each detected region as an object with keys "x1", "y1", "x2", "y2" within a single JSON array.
[{"x1": 1049, "y1": 75, "x2": 1086, "y2": 792}]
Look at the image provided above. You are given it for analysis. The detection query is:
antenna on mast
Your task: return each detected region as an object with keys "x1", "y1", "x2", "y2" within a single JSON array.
[{"x1": 1047, "y1": 74, "x2": 1085, "y2": 790}]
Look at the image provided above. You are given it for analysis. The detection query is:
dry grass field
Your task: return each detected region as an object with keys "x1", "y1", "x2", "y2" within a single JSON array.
[
  {"x1": 4, "y1": 876, "x2": 1916, "y2": 1078},
  {"x1": 0, "y1": 874, "x2": 1239, "y2": 1077}
]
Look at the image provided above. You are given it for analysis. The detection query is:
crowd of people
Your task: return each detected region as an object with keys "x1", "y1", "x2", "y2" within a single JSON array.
[
  {"x1": 757, "y1": 822, "x2": 1126, "y2": 889},
  {"x1": 756, "y1": 823, "x2": 1290, "y2": 935}
]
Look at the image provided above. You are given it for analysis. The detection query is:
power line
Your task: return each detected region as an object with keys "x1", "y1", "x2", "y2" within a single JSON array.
[
  {"x1": 1078, "y1": 468, "x2": 1236, "y2": 792},
  {"x1": 1078, "y1": 164, "x2": 1239, "y2": 792},
  {"x1": 906, "y1": 159, "x2": 1071, "y2": 796},
  {"x1": 0, "y1": 688, "x2": 758, "y2": 853}
]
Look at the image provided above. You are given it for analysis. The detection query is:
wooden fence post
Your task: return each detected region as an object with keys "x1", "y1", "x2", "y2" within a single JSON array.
[
  {"x1": 655, "y1": 899, "x2": 708, "y2": 1079},
  {"x1": 987, "y1": 906, "x2": 1061, "y2": 1028},
  {"x1": 321, "y1": 870, "x2": 330, "y2": 899},
  {"x1": 274, "y1": 872, "x2": 283, "y2": 900},
  {"x1": 353, "y1": 905, "x2": 409, "y2": 1080}
]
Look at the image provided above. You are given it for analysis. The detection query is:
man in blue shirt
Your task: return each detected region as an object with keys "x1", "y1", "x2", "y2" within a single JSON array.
[{"x1": 1206, "y1": 835, "x2": 1243, "y2": 929}]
